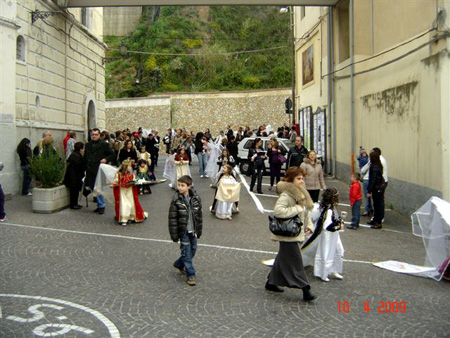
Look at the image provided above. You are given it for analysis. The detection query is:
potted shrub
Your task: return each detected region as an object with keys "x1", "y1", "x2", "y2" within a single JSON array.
[{"x1": 29, "y1": 147, "x2": 69, "y2": 213}]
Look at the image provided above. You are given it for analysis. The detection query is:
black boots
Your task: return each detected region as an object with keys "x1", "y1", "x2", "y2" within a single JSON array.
[
  {"x1": 265, "y1": 281, "x2": 284, "y2": 292},
  {"x1": 302, "y1": 285, "x2": 317, "y2": 302}
]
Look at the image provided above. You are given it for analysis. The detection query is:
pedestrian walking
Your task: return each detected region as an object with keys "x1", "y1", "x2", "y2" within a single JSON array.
[
  {"x1": 16, "y1": 138, "x2": 33, "y2": 196},
  {"x1": 63, "y1": 142, "x2": 85, "y2": 210},
  {"x1": 302, "y1": 188, "x2": 345, "y2": 282},
  {"x1": 300, "y1": 150, "x2": 327, "y2": 202},
  {"x1": 265, "y1": 167, "x2": 316, "y2": 301},
  {"x1": 169, "y1": 175, "x2": 203, "y2": 286},
  {"x1": 0, "y1": 162, "x2": 6, "y2": 222},
  {"x1": 366, "y1": 151, "x2": 385, "y2": 229},
  {"x1": 249, "y1": 138, "x2": 266, "y2": 194},
  {"x1": 84, "y1": 128, "x2": 116, "y2": 215},
  {"x1": 287, "y1": 136, "x2": 308, "y2": 168}
]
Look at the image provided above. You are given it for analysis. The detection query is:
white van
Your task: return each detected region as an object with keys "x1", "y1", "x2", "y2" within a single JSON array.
[{"x1": 237, "y1": 137, "x2": 294, "y2": 175}]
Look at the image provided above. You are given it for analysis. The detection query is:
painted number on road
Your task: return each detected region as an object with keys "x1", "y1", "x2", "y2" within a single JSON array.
[
  {"x1": 0, "y1": 294, "x2": 120, "y2": 337},
  {"x1": 6, "y1": 303, "x2": 94, "y2": 336}
]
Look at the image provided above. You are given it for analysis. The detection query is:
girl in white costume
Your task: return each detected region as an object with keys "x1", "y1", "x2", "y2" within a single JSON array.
[
  {"x1": 302, "y1": 187, "x2": 345, "y2": 282},
  {"x1": 210, "y1": 164, "x2": 240, "y2": 220},
  {"x1": 174, "y1": 146, "x2": 191, "y2": 181}
]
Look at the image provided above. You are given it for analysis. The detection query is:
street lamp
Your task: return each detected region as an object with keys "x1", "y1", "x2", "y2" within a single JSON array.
[{"x1": 280, "y1": 6, "x2": 296, "y2": 125}]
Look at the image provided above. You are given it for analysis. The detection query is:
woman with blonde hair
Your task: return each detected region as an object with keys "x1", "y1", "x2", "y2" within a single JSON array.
[
  {"x1": 300, "y1": 150, "x2": 326, "y2": 202},
  {"x1": 265, "y1": 167, "x2": 316, "y2": 302}
]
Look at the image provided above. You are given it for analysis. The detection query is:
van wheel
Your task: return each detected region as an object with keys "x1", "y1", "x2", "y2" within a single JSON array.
[{"x1": 239, "y1": 161, "x2": 250, "y2": 175}]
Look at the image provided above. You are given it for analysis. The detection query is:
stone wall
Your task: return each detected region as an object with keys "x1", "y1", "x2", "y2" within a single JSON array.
[
  {"x1": 105, "y1": 89, "x2": 293, "y2": 137},
  {"x1": 106, "y1": 97, "x2": 171, "y2": 134}
]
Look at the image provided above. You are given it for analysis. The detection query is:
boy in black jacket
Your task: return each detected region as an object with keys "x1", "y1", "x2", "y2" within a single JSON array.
[{"x1": 168, "y1": 175, "x2": 203, "y2": 286}]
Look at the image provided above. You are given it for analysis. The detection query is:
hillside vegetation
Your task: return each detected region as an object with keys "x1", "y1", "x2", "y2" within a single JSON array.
[{"x1": 104, "y1": 6, "x2": 293, "y2": 98}]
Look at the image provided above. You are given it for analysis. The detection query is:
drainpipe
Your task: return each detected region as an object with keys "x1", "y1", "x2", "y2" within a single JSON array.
[
  {"x1": 327, "y1": 7, "x2": 334, "y2": 175},
  {"x1": 290, "y1": 6, "x2": 296, "y2": 125},
  {"x1": 350, "y1": 0, "x2": 355, "y2": 173}
]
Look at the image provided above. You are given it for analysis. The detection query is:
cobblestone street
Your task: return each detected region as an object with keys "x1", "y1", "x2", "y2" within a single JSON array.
[{"x1": 1, "y1": 159, "x2": 449, "y2": 337}]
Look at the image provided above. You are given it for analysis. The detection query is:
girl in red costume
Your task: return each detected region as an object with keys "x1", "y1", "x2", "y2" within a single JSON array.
[{"x1": 111, "y1": 160, "x2": 147, "y2": 226}]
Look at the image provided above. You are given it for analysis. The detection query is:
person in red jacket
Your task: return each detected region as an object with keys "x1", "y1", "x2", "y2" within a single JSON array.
[{"x1": 347, "y1": 172, "x2": 362, "y2": 230}]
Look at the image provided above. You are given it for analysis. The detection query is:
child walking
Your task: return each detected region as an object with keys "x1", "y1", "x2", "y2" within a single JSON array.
[
  {"x1": 210, "y1": 164, "x2": 240, "y2": 220},
  {"x1": 169, "y1": 175, "x2": 203, "y2": 286},
  {"x1": 347, "y1": 172, "x2": 362, "y2": 230},
  {"x1": 111, "y1": 160, "x2": 147, "y2": 226}
]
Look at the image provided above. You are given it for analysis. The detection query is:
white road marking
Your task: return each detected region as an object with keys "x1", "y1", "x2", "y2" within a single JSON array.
[
  {"x1": 253, "y1": 193, "x2": 278, "y2": 198},
  {"x1": 0, "y1": 294, "x2": 119, "y2": 337},
  {"x1": 1, "y1": 222, "x2": 375, "y2": 263},
  {"x1": 237, "y1": 172, "x2": 267, "y2": 214}
]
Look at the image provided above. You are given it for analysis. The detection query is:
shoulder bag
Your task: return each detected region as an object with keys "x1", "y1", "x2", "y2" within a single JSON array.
[{"x1": 268, "y1": 214, "x2": 303, "y2": 237}]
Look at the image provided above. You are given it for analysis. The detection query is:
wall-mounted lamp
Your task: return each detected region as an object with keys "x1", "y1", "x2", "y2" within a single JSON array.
[{"x1": 102, "y1": 41, "x2": 128, "y2": 65}]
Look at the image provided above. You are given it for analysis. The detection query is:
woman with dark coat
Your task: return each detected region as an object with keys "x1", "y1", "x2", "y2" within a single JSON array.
[
  {"x1": 267, "y1": 139, "x2": 284, "y2": 191},
  {"x1": 265, "y1": 166, "x2": 316, "y2": 302},
  {"x1": 16, "y1": 138, "x2": 33, "y2": 196},
  {"x1": 64, "y1": 142, "x2": 85, "y2": 209},
  {"x1": 366, "y1": 151, "x2": 385, "y2": 229},
  {"x1": 248, "y1": 138, "x2": 266, "y2": 194}
]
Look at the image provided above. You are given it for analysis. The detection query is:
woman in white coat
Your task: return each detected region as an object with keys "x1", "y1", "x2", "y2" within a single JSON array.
[{"x1": 265, "y1": 167, "x2": 317, "y2": 302}]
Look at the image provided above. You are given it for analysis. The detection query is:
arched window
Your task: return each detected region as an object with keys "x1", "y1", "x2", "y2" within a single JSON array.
[{"x1": 16, "y1": 35, "x2": 26, "y2": 62}]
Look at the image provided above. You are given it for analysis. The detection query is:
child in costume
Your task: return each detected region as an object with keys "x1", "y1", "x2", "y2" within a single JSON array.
[
  {"x1": 136, "y1": 159, "x2": 152, "y2": 195},
  {"x1": 216, "y1": 149, "x2": 235, "y2": 171},
  {"x1": 137, "y1": 145, "x2": 156, "y2": 181},
  {"x1": 302, "y1": 188, "x2": 345, "y2": 282},
  {"x1": 210, "y1": 164, "x2": 240, "y2": 220},
  {"x1": 174, "y1": 146, "x2": 191, "y2": 182},
  {"x1": 111, "y1": 160, "x2": 147, "y2": 226}
]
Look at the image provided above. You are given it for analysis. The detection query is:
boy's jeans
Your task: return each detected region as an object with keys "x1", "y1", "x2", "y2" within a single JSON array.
[
  {"x1": 174, "y1": 233, "x2": 197, "y2": 278},
  {"x1": 351, "y1": 199, "x2": 362, "y2": 227},
  {"x1": 96, "y1": 194, "x2": 106, "y2": 208}
]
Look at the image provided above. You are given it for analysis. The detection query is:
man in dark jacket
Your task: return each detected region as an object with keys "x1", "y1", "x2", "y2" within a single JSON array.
[
  {"x1": 84, "y1": 128, "x2": 115, "y2": 214},
  {"x1": 64, "y1": 142, "x2": 85, "y2": 209},
  {"x1": 168, "y1": 175, "x2": 203, "y2": 286},
  {"x1": 287, "y1": 136, "x2": 308, "y2": 168}
]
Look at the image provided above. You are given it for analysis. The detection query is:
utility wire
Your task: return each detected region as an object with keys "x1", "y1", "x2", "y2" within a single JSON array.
[
  {"x1": 323, "y1": 27, "x2": 437, "y2": 78},
  {"x1": 108, "y1": 45, "x2": 289, "y2": 57},
  {"x1": 334, "y1": 32, "x2": 450, "y2": 79}
]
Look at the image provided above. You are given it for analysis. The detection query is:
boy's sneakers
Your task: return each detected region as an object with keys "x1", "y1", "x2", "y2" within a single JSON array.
[
  {"x1": 0, "y1": 217, "x2": 7, "y2": 222},
  {"x1": 186, "y1": 277, "x2": 196, "y2": 286},
  {"x1": 346, "y1": 225, "x2": 358, "y2": 230}
]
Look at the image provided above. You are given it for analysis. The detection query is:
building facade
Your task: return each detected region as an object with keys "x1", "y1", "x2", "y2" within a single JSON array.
[
  {"x1": 0, "y1": 0, "x2": 106, "y2": 194},
  {"x1": 293, "y1": 0, "x2": 450, "y2": 215}
]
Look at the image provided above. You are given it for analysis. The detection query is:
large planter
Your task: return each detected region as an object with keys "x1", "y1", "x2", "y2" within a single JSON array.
[{"x1": 32, "y1": 185, "x2": 70, "y2": 213}]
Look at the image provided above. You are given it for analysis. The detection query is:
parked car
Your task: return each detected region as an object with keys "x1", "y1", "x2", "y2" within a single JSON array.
[{"x1": 237, "y1": 137, "x2": 294, "y2": 175}]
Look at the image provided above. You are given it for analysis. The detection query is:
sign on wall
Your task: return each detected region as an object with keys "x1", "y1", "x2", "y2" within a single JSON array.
[{"x1": 313, "y1": 107, "x2": 326, "y2": 168}]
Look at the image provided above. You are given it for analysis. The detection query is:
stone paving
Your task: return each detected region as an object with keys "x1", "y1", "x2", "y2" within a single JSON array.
[{"x1": 1, "y1": 158, "x2": 449, "y2": 337}]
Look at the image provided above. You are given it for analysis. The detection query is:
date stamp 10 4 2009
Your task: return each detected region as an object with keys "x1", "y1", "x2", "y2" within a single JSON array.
[{"x1": 338, "y1": 301, "x2": 407, "y2": 314}]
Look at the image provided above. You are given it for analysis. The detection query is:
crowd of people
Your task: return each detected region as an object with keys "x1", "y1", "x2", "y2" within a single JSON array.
[{"x1": 5, "y1": 122, "x2": 389, "y2": 298}]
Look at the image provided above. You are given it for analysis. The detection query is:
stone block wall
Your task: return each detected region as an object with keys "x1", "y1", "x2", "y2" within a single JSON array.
[
  {"x1": 105, "y1": 89, "x2": 293, "y2": 138},
  {"x1": 106, "y1": 97, "x2": 171, "y2": 135}
]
